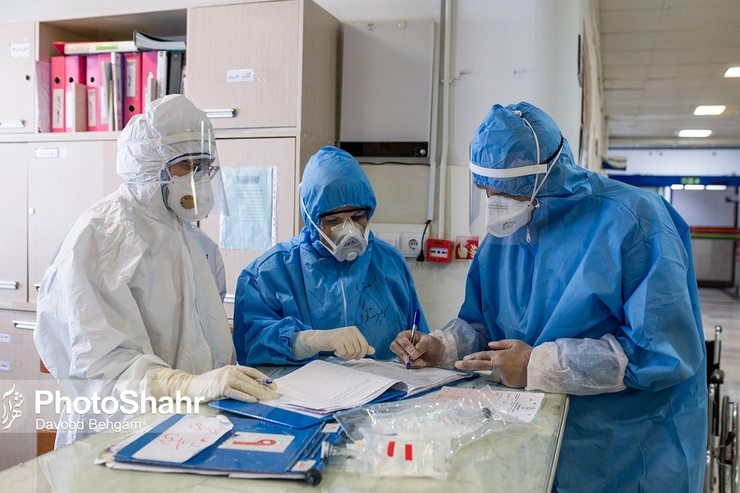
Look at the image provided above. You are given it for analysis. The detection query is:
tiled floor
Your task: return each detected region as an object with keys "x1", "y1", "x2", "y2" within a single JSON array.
[{"x1": 700, "y1": 287, "x2": 740, "y2": 405}]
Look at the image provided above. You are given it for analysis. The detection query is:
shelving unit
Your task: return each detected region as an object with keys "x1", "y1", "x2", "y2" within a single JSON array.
[{"x1": 0, "y1": 0, "x2": 339, "y2": 469}]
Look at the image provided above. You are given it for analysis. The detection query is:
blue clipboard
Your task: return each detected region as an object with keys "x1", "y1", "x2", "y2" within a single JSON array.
[{"x1": 113, "y1": 414, "x2": 345, "y2": 485}]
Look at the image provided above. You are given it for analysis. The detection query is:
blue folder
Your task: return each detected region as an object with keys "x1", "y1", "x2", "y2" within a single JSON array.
[
  {"x1": 113, "y1": 414, "x2": 345, "y2": 485},
  {"x1": 209, "y1": 387, "x2": 407, "y2": 429}
]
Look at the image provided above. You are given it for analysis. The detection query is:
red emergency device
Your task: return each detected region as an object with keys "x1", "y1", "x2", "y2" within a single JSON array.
[{"x1": 426, "y1": 239, "x2": 453, "y2": 263}]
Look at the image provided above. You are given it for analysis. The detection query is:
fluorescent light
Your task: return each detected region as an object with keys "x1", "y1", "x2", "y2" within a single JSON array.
[
  {"x1": 678, "y1": 129, "x2": 712, "y2": 138},
  {"x1": 684, "y1": 184, "x2": 705, "y2": 190},
  {"x1": 706, "y1": 185, "x2": 727, "y2": 191},
  {"x1": 671, "y1": 184, "x2": 684, "y2": 190},
  {"x1": 725, "y1": 67, "x2": 740, "y2": 77},
  {"x1": 694, "y1": 105, "x2": 726, "y2": 116}
]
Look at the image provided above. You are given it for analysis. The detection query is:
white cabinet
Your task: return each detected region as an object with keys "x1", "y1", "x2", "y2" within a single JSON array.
[
  {"x1": 0, "y1": 144, "x2": 28, "y2": 303},
  {"x1": 187, "y1": 0, "x2": 339, "y2": 138},
  {"x1": 27, "y1": 141, "x2": 119, "y2": 295},
  {"x1": 0, "y1": 23, "x2": 36, "y2": 134}
]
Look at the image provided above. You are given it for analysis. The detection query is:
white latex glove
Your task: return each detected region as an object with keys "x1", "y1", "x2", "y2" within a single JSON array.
[
  {"x1": 293, "y1": 327, "x2": 375, "y2": 360},
  {"x1": 148, "y1": 366, "x2": 279, "y2": 403}
]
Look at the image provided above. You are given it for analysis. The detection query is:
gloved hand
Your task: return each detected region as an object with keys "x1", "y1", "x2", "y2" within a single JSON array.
[
  {"x1": 296, "y1": 327, "x2": 375, "y2": 360},
  {"x1": 454, "y1": 339, "x2": 533, "y2": 388},
  {"x1": 390, "y1": 331, "x2": 444, "y2": 368},
  {"x1": 149, "y1": 366, "x2": 279, "y2": 403}
]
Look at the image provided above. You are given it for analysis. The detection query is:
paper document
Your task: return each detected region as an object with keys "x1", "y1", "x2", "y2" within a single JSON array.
[
  {"x1": 132, "y1": 414, "x2": 233, "y2": 463},
  {"x1": 436, "y1": 386, "x2": 544, "y2": 423},
  {"x1": 266, "y1": 359, "x2": 474, "y2": 415}
]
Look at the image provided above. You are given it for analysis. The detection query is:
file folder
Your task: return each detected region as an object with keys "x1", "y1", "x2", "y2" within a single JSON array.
[
  {"x1": 167, "y1": 51, "x2": 183, "y2": 95},
  {"x1": 99, "y1": 58, "x2": 112, "y2": 132},
  {"x1": 64, "y1": 55, "x2": 85, "y2": 132},
  {"x1": 110, "y1": 52, "x2": 124, "y2": 131},
  {"x1": 50, "y1": 56, "x2": 65, "y2": 132},
  {"x1": 85, "y1": 54, "x2": 101, "y2": 131},
  {"x1": 155, "y1": 51, "x2": 168, "y2": 101},
  {"x1": 209, "y1": 387, "x2": 407, "y2": 429},
  {"x1": 123, "y1": 52, "x2": 142, "y2": 126},
  {"x1": 140, "y1": 51, "x2": 158, "y2": 107},
  {"x1": 112, "y1": 414, "x2": 345, "y2": 485}
]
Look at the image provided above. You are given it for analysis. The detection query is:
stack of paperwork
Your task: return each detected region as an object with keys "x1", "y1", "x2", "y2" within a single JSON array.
[{"x1": 265, "y1": 359, "x2": 474, "y2": 415}]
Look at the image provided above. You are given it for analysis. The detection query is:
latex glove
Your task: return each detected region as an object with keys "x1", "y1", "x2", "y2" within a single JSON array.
[
  {"x1": 296, "y1": 327, "x2": 375, "y2": 360},
  {"x1": 390, "y1": 331, "x2": 444, "y2": 368},
  {"x1": 149, "y1": 366, "x2": 279, "y2": 403},
  {"x1": 454, "y1": 340, "x2": 533, "y2": 388}
]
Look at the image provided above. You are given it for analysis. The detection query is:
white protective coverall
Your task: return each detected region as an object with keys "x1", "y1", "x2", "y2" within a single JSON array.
[{"x1": 34, "y1": 96, "x2": 236, "y2": 447}]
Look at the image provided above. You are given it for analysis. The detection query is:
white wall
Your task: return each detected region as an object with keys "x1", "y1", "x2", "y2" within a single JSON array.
[
  {"x1": 607, "y1": 148, "x2": 740, "y2": 176},
  {"x1": 0, "y1": 0, "x2": 605, "y2": 328}
]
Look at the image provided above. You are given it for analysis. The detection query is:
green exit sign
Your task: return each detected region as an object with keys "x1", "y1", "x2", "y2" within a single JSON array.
[{"x1": 680, "y1": 177, "x2": 701, "y2": 185}]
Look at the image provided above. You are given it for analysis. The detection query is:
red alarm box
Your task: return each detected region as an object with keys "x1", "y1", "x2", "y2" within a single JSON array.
[{"x1": 426, "y1": 238, "x2": 453, "y2": 263}]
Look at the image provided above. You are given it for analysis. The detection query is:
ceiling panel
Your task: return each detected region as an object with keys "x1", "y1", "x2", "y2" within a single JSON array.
[{"x1": 600, "y1": 0, "x2": 740, "y2": 148}]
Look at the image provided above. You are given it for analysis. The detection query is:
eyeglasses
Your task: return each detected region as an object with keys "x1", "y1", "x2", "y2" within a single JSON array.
[
  {"x1": 167, "y1": 157, "x2": 218, "y2": 179},
  {"x1": 319, "y1": 208, "x2": 369, "y2": 228}
]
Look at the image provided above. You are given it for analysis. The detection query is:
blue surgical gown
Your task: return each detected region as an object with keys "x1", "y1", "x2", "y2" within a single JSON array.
[
  {"x1": 461, "y1": 103, "x2": 707, "y2": 492},
  {"x1": 233, "y1": 146, "x2": 428, "y2": 365}
]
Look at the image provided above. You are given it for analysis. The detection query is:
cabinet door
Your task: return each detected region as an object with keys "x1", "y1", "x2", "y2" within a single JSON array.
[
  {"x1": 27, "y1": 142, "x2": 108, "y2": 298},
  {"x1": 0, "y1": 310, "x2": 63, "y2": 470},
  {"x1": 0, "y1": 144, "x2": 28, "y2": 303},
  {"x1": 187, "y1": 1, "x2": 300, "y2": 130},
  {"x1": 199, "y1": 138, "x2": 296, "y2": 305},
  {"x1": 0, "y1": 23, "x2": 36, "y2": 134}
]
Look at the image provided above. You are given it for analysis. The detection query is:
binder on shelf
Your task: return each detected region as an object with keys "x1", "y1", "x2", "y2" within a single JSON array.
[
  {"x1": 50, "y1": 56, "x2": 65, "y2": 132},
  {"x1": 155, "y1": 51, "x2": 168, "y2": 101},
  {"x1": 167, "y1": 51, "x2": 184, "y2": 95},
  {"x1": 53, "y1": 40, "x2": 137, "y2": 56},
  {"x1": 140, "y1": 51, "x2": 158, "y2": 107},
  {"x1": 110, "y1": 414, "x2": 344, "y2": 485},
  {"x1": 86, "y1": 55, "x2": 101, "y2": 131},
  {"x1": 133, "y1": 30, "x2": 186, "y2": 52},
  {"x1": 64, "y1": 55, "x2": 86, "y2": 132},
  {"x1": 66, "y1": 82, "x2": 87, "y2": 132},
  {"x1": 99, "y1": 58, "x2": 113, "y2": 132},
  {"x1": 110, "y1": 52, "x2": 124, "y2": 131},
  {"x1": 123, "y1": 52, "x2": 142, "y2": 126}
]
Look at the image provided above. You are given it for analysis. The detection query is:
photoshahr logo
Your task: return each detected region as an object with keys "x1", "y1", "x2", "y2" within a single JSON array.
[{"x1": 0, "y1": 382, "x2": 26, "y2": 432}]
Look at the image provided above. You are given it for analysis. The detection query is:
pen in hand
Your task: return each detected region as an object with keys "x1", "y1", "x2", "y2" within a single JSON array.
[
  {"x1": 255, "y1": 378, "x2": 273, "y2": 385},
  {"x1": 406, "y1": 308, "x2": 421, "y2": 370}
]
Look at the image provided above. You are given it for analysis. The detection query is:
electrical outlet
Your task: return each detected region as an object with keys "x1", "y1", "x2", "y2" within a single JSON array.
[{"x1": 401, "y1": 233, "x2": 423, "y2": 257}]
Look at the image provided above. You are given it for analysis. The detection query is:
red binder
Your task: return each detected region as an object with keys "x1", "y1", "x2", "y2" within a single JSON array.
[
  {"x1": 86, "y1": 54, "x2": 102, "y2": 131},
  {"x1": 123, "y1": 52, "x2": 142, "y2": 126},
  {"x1": 64, "y1": 55, "x2": 86, "y2": 132},
  {"x1": 50, "y1": 56, "x2": 65, "y2": 132}
]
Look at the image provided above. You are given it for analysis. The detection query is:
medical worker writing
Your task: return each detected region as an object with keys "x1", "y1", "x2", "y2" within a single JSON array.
[
  {"x1": 35, "y1": 95, "x2": 277, "y2": 448},
  {"x1": 392, "y1": 102, "x2": 707, "y2": 492},
  {"x1": 233, "y1": 146, "x2": 428, "y2": 365}
]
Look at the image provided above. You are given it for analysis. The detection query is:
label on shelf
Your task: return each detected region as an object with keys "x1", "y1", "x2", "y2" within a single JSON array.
[{"x1": 0, "y1": 333, "x2": 10, "y2": 344}]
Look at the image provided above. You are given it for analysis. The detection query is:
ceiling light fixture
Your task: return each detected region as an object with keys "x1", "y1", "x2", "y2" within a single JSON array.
[
  {"x1": 678, "y1": 129, "x2": 712, "y2": 138},
  {"x1": 694, "y1": 105, "x2": 726, "y2": 116},
  {"x1": 725, "y1": 67, "x2": 740, "y2": 77},
  {"x1": 684, "y1": 184, "x2": 705, "y2": 190},
  {"x1": 670, "y1": 184, "x2": 684, "y2": 190},
  {"x1": 706, "y1": 185, "x2": 727, "y2": 191}
]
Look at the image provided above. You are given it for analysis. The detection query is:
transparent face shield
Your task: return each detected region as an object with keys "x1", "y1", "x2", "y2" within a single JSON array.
[
  {"x1": 468, "y1": 115, "x2": 563, "y2": 238},
  {"x1": 153, "y1": 121, "x2": 230, "y2": 220}
]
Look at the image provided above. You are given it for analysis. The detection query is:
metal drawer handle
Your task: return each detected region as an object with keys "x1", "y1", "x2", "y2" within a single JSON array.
[
  {"x1": 35, "y1": 284, "x2": 41, "y2": 291},
  {"x1": 224, "y1": 294, "x2": 235, "y2": 304},
  {"x1": 205, "y1": 109, "x2": 236, "y2": 119},
  {"x1": 0, "y1": 281, "x2": 18, "y2": 290},
  {"x1": 0, "y1": 120, "x2": 25, "y2": 129},
  {"x1": 12, "y1": 321, "x2": 36, "y2": 330}
]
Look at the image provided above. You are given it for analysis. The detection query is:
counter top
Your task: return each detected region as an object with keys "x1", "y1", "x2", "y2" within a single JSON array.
[{"x1": 0, "y1": 380, "x2": 568, "y2": 493}]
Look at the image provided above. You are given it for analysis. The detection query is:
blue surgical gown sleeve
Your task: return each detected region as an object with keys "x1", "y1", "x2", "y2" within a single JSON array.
[{"x1": 233, "y1": 258, "x2": 314, "y2": 366}]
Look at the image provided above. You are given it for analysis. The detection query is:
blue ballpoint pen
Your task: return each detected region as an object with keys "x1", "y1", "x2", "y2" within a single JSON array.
[{"x1": 406, "y1": 308, "x2": 421, "y2": 370}]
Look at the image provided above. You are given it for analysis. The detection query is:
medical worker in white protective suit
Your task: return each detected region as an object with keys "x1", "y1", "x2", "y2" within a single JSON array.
[
  {"x1": 392, "y1": 102, "x2": 707, "y2": 492},
  {"x1": 34, "y1": 95, "x2": 278, "y2": 448}
]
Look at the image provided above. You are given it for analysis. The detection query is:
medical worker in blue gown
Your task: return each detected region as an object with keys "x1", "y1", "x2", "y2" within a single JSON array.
[
  {"x1": 233, "y1": 146, "x2": 428, "y2": 365},
  {"x1": 392, "y1": 102, "x2": 707, "y2": 492}
]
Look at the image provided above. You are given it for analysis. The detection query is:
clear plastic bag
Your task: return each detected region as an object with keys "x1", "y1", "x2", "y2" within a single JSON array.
[{"x1": 333, "y1": 386, "x2": 524, "y2": 479}]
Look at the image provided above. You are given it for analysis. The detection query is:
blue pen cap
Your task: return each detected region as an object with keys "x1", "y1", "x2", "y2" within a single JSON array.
[{"x1": 413, "y1": 308, "x2": 421, "y2": 327}]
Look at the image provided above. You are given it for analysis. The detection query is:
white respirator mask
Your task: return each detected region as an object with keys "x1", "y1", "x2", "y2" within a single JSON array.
[
  {"x1": 164, "y1": 171, "x2": 215, "y2": 223},
  {"x1": 485, "y1": 195, "x2": 536, "y2": 238},
  {"x1": 301, "y1": 199, "x2": 371, "y2": 262}
]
